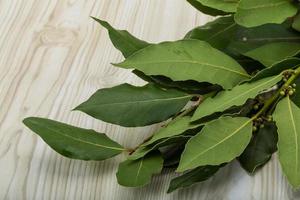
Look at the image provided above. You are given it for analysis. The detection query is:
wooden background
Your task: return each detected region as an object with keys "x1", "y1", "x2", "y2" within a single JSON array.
[{"x1": 0, "y1": 0, "x2": 299, "y2": 199}]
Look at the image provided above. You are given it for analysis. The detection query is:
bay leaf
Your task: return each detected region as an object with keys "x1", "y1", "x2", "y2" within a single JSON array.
[
  {"x1": 133, "y1": 70, "x2": 221, "y2": 94},
  {"x1": 114, "y1": 40, "x2": 251, "y2": 89},
  {"x1": 185, "y1": 16, "x2": 238, "y2": 51},
  {"x1": 116, "y1": 152, "x2": 163, "y2": 187},
  {"x1": 92, "y1": 17, "x2": 149, "y2": 58},
  {"x1": 273, "y1": 96, "x2": 300, "y2": 188},
  {"x1": 238, "y1": 122, "x2": 278, "y2": 173},
  {"x1": 167, "y1": 165, "x2": 222, "y2": 193},
  {"x1": 187, "y1": 0, "x2": 228, "y2": 16},
  {"x1": 186, "y1": 17, "x2": 300, "y2": 56},
  {"x1": 185, "y1": 16, "x2": 265, "y2": 74},
  {"x1": 177, "y1": 117, "x2": 252, "y2": 172},
  {"x1": 129, "y1": 135, "x2": 193, "y2": 160},
  {"x1": 244, "y1": 42, "x2": 300, "y2": 67},
  {"x1": 93, "y1": 17, "x2": 219, "y2": 94},
  {"x1": 251, "y1": 58, "x2": 300, "y2": 82},
  {"x1": 234, "y1": 0, "x2": 297, "y2": 28},
  {"x1": 141, "y1": 116, "x2": 199, "y2": 147},
  {"x1": 191, "y1": 0, "x2": 239, "y2": 12},
  {"x1": 191, "y1": 75, "x2": 281, "y2": 121},
  {"x1": 228, "y1": 23, "x2": 300, "y2": 54},
  {"x1": 75, "y1": 83, "x2": 191, "y2": 127},
  {"x1": 23, "y1": 117, "x2": 124, "y2": 160}
]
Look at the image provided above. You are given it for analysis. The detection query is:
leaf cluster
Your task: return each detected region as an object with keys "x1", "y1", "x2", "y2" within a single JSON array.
[{"x1": 23, "y1": 0, "x2": 300, "y2": 193}]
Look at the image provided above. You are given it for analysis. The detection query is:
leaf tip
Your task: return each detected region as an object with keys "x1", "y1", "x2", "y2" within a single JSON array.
[
  {"x1": 175, "y1": 165, "x2": 186, "y2": 173},
  {"x1": 90, "y1": 16, "x2": 97, "y2": 20},
  {"x1": 90, "y1": 17, "x2": 111, "y2": 29},
  {"x1": 166, "y1": 187, "x2": 175, "y2": 194},
  {"x1": 112, "y1": 62, "x2": 126, "y2": 68},
  {"x1": 23, "y1": 117, "x2": 37, "y2": 127},
  {"x1": 71, "y1": 105, "x2": 81, "y2": 112}
]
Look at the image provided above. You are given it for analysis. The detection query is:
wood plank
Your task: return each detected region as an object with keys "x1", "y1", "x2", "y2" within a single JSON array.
[{"x1": 0, "y1": 0, "x2": 298, "y2": 199}]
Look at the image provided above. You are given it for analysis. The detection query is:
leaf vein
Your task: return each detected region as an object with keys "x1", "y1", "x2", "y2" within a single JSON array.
[
  {"x1": 42, "y1": 126, "x2": 124, "y2": 151},
  {"x1": 127, "y1": 60, "x2": 250, "y2": 78},
  {"x1": 287, "y1": 96, "x2": 299, "y2": 179}
]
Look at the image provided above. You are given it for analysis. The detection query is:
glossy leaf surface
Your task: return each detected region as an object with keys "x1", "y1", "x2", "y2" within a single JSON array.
[
  {"x1": 177, "y1": 117, "x2": 252, "y2": 172},
  {"x1": 23, "y1": 117, "x2": 124, "y2": 160},
  {"x1": 273, "y1": 97, "x2": 300, "y2": 188},
  {"x1": 234, "y1": 0, "x2": 297, "y2": 28},
  {"x1": 75, "y1": 84, "x2": 191, "y2": 127},
  {"x1": 192, "y1": 75, "x2": 281, "y2": 121},
  {"x1": 115, "y1": 40, "x2": 250, "y2": 89},
  {"x1": 116, "y1": 152, "x2": 163, "y2": 187},
  {"x1": 244, "y1": 42, "x2": 300, "y2": 67}
]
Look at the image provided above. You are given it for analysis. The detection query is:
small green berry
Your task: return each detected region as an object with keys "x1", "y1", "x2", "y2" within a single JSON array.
[
  {"x1": 253, "y1": 104, "x2": 259, "y2": 110},
  {"x1": 283, "y1": 78, "x2": 288, "y2": 82},
  {"x1": 253, "y1": 126, "x2": 257, "y2": 132},
  {"x1": 288, "y1": 90, "x2": 294, "y2": 96},
  {"x1": 280, "y1": 90, "x2": 286, "y2": 96},
  {"x1": 292, "y1": 83, "x2": 297, "y2": 88},
  {"x1": 260, "y1": 124, "x2": 265, "y2": 129}
]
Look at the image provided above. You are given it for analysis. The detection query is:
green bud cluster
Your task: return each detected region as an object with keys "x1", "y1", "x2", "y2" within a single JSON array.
[
  {"x1": 280, "y1": 73, "x2": 297, "y2": 97},
  {"x1": 252, "y1": 117, "x2": 264, "y2": 131},
  {"x1": 252, "y1": 115, "x2": 272, "y2": 132},
  {"x1": 282, "y1": 72, "x2": 291, "y2": 82}
]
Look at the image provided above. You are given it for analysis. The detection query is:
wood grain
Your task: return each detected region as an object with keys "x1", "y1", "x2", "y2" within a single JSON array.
[{"x1": 0, "y1": 0, "x2": 299, "y2": 199}]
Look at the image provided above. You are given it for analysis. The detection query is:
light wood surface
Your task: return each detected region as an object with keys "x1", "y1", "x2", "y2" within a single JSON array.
[{"x1": 0, "y1": 0, "x2": 299, "y2": 199}]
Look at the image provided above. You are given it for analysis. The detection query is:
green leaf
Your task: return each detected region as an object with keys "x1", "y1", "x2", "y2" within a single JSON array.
[
  {"x1": 244, "y1": 42, "x2": 300, "y2": 67},
  {"x1": 238, "y1": 122, "x2": 278, "y2": 173},
  {"x1": 160, "y1": 143, "x2": 185, "y2": 168},
  {"x1": 177, "y1": 117, "x2": 252, "y2": 172},
  {"x1": 273, "y1": 96, "x2": 300, "y2": 188},
  {"x1": 191, "y1": 75, "x2": 281, "y2": 121},
  {"x1": 187, "y1": 0, "x2": 229, "y2": 16},
  {"x1": 251, "y1": 58, "x2": 300, "y2": 82},
  {"x1": 291, "y1": 77, "x2": 300, "y2": 107},
  {"x1": 129, "y1": 135, "x2": 193, "y2": 160},
  {"x1": 114, "y1": 40, "x2": 250, "y2": 89},
  {"x1": 184, "y1": 16, "x2": 265, "y2": 74},
  {"x1": 23, "y1": 117, "x2": 124, "y2": 160},
  {"x1": 234, "y1": 0, "x2": 297, "y2": 28},
  {"x1": 116, "y1": 152, "x2": 163, "y2": 187},
  {"x1": 292, "y1": 14, "x2": 300, "y2": 32},
  {"x1": 186, "y1": 17, "x2": 300, "y2": 56},
  {"x1": 75, "y1": 84, "x2": 191, "y2": 127},
  {"x1": 142, "y1": 116, "x2": 199, "y2": 147},
  {"x1": 91, "y1": 18, "x2": 223, "y2": 94},
  {"x1": 228, "y1": 23, "x2": 300, "y2": 54},
  {"x1": 91, "y1": 18, "x2": 221, "y2": 94},
  {"x1": 190, "y1": 0, "x2": 239, "y2": 12},
  {"x1": 167, "y1": 165, "x2": 221, "y2": 193},
  {"x1": 185, "y1": 16, "x2": 238, "y2": 51},
  {"x1": 92, "y1": 17, "x2": 149, "y2": 58},
  {"x1": 133, "y1": 70, "x2": 221, "y2": 94}
]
